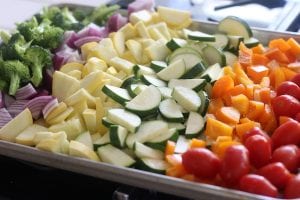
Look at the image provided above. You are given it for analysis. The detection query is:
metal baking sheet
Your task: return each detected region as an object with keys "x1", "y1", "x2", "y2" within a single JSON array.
[{"x1": 1, "y1": 4, "x2": 300, "y2": 200}]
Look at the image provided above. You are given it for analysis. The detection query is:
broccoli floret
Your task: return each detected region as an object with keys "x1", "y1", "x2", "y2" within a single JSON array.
[
  {"x1": 0, "y1": 79, "x2": 8, "y2": 91},
  {"x1": 24, "y1": 45, "x2": 52, "y2": 87},
  {"x1": 0, "y1": 60, "x2": 30, "y2": 95},
  {"x1": 83, "y1": 5, "x2": 120, "y2": 26},
  {"x1": 0, "y1": 30, "x2": 11, "y2": 44},
  {"x1": 41, "y1": 6, "x2": 84, "y2": 31},
  {"x1": 17, "y1": 17, "x2": 64, "y2": 50},
  {"x1": 0, "y1": 33, "x2": 31, "y2": 60}
]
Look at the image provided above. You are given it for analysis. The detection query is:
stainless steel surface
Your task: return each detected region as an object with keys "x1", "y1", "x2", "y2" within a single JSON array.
[{"x1": 1, "y1": 4, "x2": 300, "y2": 200}]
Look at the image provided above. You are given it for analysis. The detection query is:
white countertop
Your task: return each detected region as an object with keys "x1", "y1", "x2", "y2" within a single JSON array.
[{"x1": 0, "y1": 0, "x2": 110, "y2": 30}]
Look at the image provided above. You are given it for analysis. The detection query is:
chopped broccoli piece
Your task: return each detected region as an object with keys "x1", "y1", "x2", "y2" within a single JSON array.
[
  {"x1": 0, "y1": 33, "x2": 31, "y2": 60},
  {"x1": 24, "y1": 45, "x2": 52, "y2": 87},
  {"x1": 83, "y1": 4, "x2": 120, "y2": 26},
  {"x1": 41, "y1": 6, "x2": 84, "y2": 31},
  {"x1": 0, "y1": 30, "x2": 11, "y2": 44},
  {"x1": 0, "y1": 79, "x2": 8, "y2": 91},
  {"x1": 17, "y1": 17, "x2": 64, "y2": 50},
  {"x1": 0, "y1": 60, "x2": 30, "y2": 95}
]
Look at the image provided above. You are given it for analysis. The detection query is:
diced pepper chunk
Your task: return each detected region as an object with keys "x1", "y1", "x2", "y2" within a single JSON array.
[{"x1": 205, "y1": 118, "x2": 233, "y2": 139}]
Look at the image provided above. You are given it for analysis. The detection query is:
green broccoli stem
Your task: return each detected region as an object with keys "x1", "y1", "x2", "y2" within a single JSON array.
[
  {"x1": 30, "y1": 64, "x2": 43, "y2": 87},
  {"x1": 0, "y1": 79, "x2": 7, "y2": 91},
  {"x1": 8, "y1": 73, "x2": 20, "y2": 96}
]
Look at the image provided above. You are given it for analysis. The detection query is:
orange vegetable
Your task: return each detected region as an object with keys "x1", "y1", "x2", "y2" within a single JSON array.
[
  {"x1": 260, "y1": 77, "x2": 271, "y2": 88},
  {"x1": 245, "y1": 85, "x2": 254, "y2": 99},
  {"x1": 222, "y1": 84, "x2": 246, "y2": 105},
  {"x1": 223, "y1": 66, "x2": 236, "y2": 80},
  {"x1": 239, "y1": 42, "x2": 253, "y2": 66},
  {"x1": 233, "y1": 62, "x2": 253, "y2": 85},
  {"x1": 273, "y1": 67, "x2": 286, "y2": 89},
  {"x1": 208, "y1": 98, "x2": 224, "y2": 114},
  {"x1": 279, "y1": 116, "x2": 295, "y2": 125},
  {"x1": 287, "y1": 38, "x2": 300, "y2": 56},
  {"x1": 258, "y1": 104, "x2": 273, "y2": 125},
  {"x1": 215, "y1": 106, "x2": 241, "y2": 124},
  {"x1": 265, "y1": 48, "x2": 289, "y2": 63},
  {"x1": 166, "y1": 154, "x2": 182, "y2": 166},
  {"x1": 247, "y1": 65, "x2": 269, "y2": 83},
  {"x1": 263, "y1": 115, "x2": 277, "y2": 134},
  {"x1": 252, "y1": 53, "x2": 270, "y2": 66},
  {"x1": 165, "y1": 141, "x2": 176, "y2": 156},
  {"x1": 212, "y1": 137, "x2": 240, "y2": 158},
  {"x1": 247, "y1": 100, "x2": 265, "y2": 120},
  {"x1": 269, "y1": 38, "x2": 291, "y2": 52},
  {"x1": 252, "y1": 44, "x2": 265, "y2": 54},
  {"x1": 166, "y1": 164, "x2": 187, "y2": 177},
  {"x1": 235, "y1": 121, "x2": 258, "y2": 139},
  {"x1": 281, "y1": 67, "x2": 297, "y2": 81},
  {"x1": 254, "y1": 88, "x2": 271, "y2": 104},
  {"x1": 231, "y1": 94, "x2": 249, "y2": 115},
  {"x1": 181, "y1": 174, "x2": 196, "y2": 181},
  {"x1": 190, "y1": 138, "x2": 206, "y2": 148},
  {"x1": 205, "y1": 118, "x2": 233, "y2": 139},
  {"x1": 212, "y1": 75, "x2": 234, "y2": 98}
]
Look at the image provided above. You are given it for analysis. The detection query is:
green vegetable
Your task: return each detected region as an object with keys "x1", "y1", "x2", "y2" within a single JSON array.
[
  {"x1": 24, "y1": 45, "x2": 52, "y2": 87},
  {"x1": 17, "y1": 17, "x2": 64, "y2": 50},
  {"x1": 41, "y1": 6, "x2": 84, "y2": 31},
  {"x1": 0, "y1": 60, "x2": 30, "y2": 95},
  {"x1": 0, "y1": 33, "x2": 31, "y2": 60},
  {"x1": 83, "y1": 4, "x2": 120, "y2": 26}
]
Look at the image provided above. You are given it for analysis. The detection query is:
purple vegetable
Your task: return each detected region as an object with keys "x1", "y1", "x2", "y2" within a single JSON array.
[
  {"x1": 15, "y1": 83, "x2": 38, "y2": 100},
  {"x1": 53, "y1": 45, "x2": 82, "y2": 70},
  {"x1": 42, "y1": 98, "x2": 58, "y2": 119},
  {"x1": 77, "y1": 23, "x2": 108, "y2": 38},
  {"x1": 0, "y1": 108, "x2": 12, "y2": 128},
  {"x1": 36, "y1": 89, "x2": 49, "y2": 97},
  {"x1": 107, "y1": 13, "x2": 128, "y2": 32},
  {"x1": 74, "y1": 36, "x2": 102, "y2": 48},
  {"x1": 4, "y1": 93, "x2": 15, "y2": 108},
  {"x1": 64, "y1": 30, "x2": 79, "y2": 49},
  {"x1": 7, "y1": 100, "x2": 29, "y2": 117},
  {"x1": 128, "y1": 0, "x2": 155, "y2": 15},
  {"x1": 44, "y1": 68, "x2": 54, "y2": 92},
  {"x1": 25, "y1": 96, "x2": 54, "y2": 120}
]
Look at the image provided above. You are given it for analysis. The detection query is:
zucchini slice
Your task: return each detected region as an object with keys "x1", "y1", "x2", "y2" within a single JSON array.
[
  {"x1": 202, "y1": 45, "x2": 226, "y2": 66},
  {"x1": 184, "y1": 29, "x2": 216, "y2": 42},
  {"x1": 125, "y1": 85, "x2": 161, "y2": 117},
  {"x1": 127, "y1": 84, "x2": 148, "y2": 98},
  {"x1": 102, "y1": 117, "x2": 115, "y2": 128},
  {"x1": 185, "y1": 112, "x2": 205, "y2": 138},
  {"x1": 136, "y1": 158, "x2": 169, "y2": 174},
  {"x1": 110, "y1": 125, "x2": 128, "y2": 148},
  {"x1": 228, "y1": 35, "x2": 244, "y2": 52},
  {"x1": 134, "y1": 142, "x2": 164, "y2": 159},
  {"x1": 150, "y1": 61, "x2": 167, "y2": 72},
  {"x1": 172, "y1": 86, "x2": 201, "y2": 112},
  {"x1": 200, "y1": 63, "x2": 224, "y2": 83},
  {"x1": 174, "y1": 135, "x2": 190, "y2": 154},
  {"x1": 168, "y1": 79, "x2": 207, "y2": 92},
  {"x1": 158, "y1": 87, "x2": 173, "y2": 99},
  {"x1": 102, "y1": 85, "x2": 132, "y2": 106},
  {"x1": 168, "y1": 47, "x2": 203, "y2": 70},
  {"x1": 180, "y1": 62, "x2": 206, "y2": 79},
  {"x1": 166, "y1": 38, "x2": 187, "y2": 51},
  {"x1": 107, "y1": 108, "x2": 141, "y2": 133},
  {"x1": 93, "y1": 132, "x2": 110, "y2": 150},
  {"x1": 133, "y1": 64, "x2": 155, "y2": 78},
  {"x1": 145, "y1": 128, "x2": 179, "y2": 151},
  {"x1": 140, "y1": 75, "x2": 167, "y2": 87},
  {"x1": 198, "y1": 90, "x2": 210, "y2": 116},
  {"x1": 244, "y1": 37, "x2": 259, "y2": 48},
  {"x1": 224, "y1": 51, "x2": 238, "y2": 67},
  {"x1": 207, "y1": 33, "x2": 229, "y2": 50},
  {"x1": 97, "y1": 144, "x2": 135, "y2": 167},
  {"x1": 159, "y1": 99, "x2": 184, "y2": 122},
  {"x1": 157, "y1": 59, "x2": 186, "y2": 81},
  {"x1": 218, "y1": 16, "x2": 253, "y2": 39},
  {"x1": 168, "y1": 123, "x2": 185, "y2": 135}
]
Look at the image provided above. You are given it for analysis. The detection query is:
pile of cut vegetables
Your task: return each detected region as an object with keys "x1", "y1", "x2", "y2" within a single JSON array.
[{"x1": 0, "y1": 0, "x2": 300, "y2": 198}]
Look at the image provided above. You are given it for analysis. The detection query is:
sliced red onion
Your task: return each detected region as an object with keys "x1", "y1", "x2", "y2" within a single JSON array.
[
  {"x1": 107, "y1": 13, "x2": 128, "y2": 32},
  {"x1": 128, "y1": 0, "x2": 155, "y2": 15},
  {"x1": 0, "y1": 108, "x2": 12, "y2": 128},
  {"x1": 74, "y1": 36, "x2": 102, "y2": 48},
  {"x1": 36, "y1": 89, "x2": 49, "y2": 97},
  {"x1": 64, "y1": 30, "x2": 79, "y2": 49},
  {"x1": 0, "y1": 92, "x2": 3, "y2": 108},
  {"x1": 4, "y1": 93, "x2": 15, "y2": 108},
  {"x1": 15, "y1": 83, "x2": 38, "y2": 100},
  {"x1": 44, "y1": 68, "x2": 54, "y2": 92},
  {"x1": 7, "y1": 100, "x2": 29, "y2": 117},
  {"x1": 42, "y1": 98, "x2": 58, "y2": 119},
  {"x1": 25, "y1": 96, "x2": 54, "y2": 120},
  {"x1": 53, "y1": 45, "x2": 82, "y2": 70},
  {"x1": 77, "y1": 23, "x2": 106, "y2": 38}
]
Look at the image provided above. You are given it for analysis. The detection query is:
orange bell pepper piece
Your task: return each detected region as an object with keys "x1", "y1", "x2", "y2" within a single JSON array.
[
  {"x1": 247, "y1": 65, "x2": 269, "y2": 83},
  {"x1": 269, "y1": 38, "x2": 291, "y2": 52},
  {"x1": 231, "y1": 94, "x2": 250, "y2": 115},
  {"x1": 190, "y1": 138, "x2": 206, "y2": 149},
  {"x1": 165, "y1": 141, "x2": 176, "y2": 156},
  {"x1": 287, "y1": 38, "x2": 300, "y2": 56},
  {"x1": 205, "y1": 118, "x2": 233, "y2": 139},
  {"x1": 208, "y1": 98, "x2": 224, "y2": 114},
  {"x1": 252, "y1": 43, "x2": 265, "y2": 54},
  {"x1": 247, "y1": 100, "x2": 265, "y2": 120},
  {"x1": 212, "y1": 75, "x2": 234, "y2": 98},
  {"x1": 215, "y1": 106, "x2": 241, "y2": 124},
  {"x1": 252, "y1": 53, "x2": 270, "y2": 66}
]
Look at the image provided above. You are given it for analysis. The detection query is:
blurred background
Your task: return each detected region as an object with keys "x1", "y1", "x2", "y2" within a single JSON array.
[{"x1": 0, "y1": 0, "x2": 299, "y2": 31}]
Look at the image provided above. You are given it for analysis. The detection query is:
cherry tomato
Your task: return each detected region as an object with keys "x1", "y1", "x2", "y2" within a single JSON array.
[
  {"x1": 182, "y1": 148, "x2": 221, "y2": 179},
  {"x1": 239, "y1": 174, "x2": 278, "y2": 198},
  {"x1": 242, "y1": 127, "x2": 271, "y2": 145},
  {"x1": 257, "y1": 162, "x2": 292, "y2": 189},
  {"x1": 245, "y1": 135, "x2": 272, "y2": 169},
  {"x1": 272, "y1": 95, "x2": 300, "y2": 118},
  {"x1": 291, "y1": 73, "x2": 300, "y2": 87},
  {"x1": 272, "y1": 145, "x2": 300, "y2": 173},
  {"x1": 276, "y1": 81, "x2": 300, "y2": 100},
  {"x1": 220, "y1": 145, "x2": 250, "y2": 186},
  {"x1": 271, "y1": 120, "x2": 300, "y2": 149},
  {"x1": 285, "y1": 174, "x2": 300, "y2": 199}
]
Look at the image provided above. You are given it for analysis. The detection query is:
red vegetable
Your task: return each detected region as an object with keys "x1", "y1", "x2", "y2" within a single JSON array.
[
  {"x1": 291, "y1": 73, "x2": 300, "y2": 87},
  {"x1": 107, "y1": 13, "x2": 128, "y2": 32},
  {"x1": 285, "y1": 174, "x2": 300, "y2": 199},
  {"x1": 15, "y1": 83, "x2": 37, "y2": 100},
  {"x1": 276, "y1": 81, "x2": 300, "y2": 100},
  {"x1": 272, "y1": 145, "x2": 300, "y2": 173},
  {"x1": 245, "y1": 135, "x2": 272, "y2": 169},
  {"x1": 242, "y1": 127, "x2": 271, "y2": 144},
  {"x1": 272, "y1": 94, "x2": 300, "y2": 118},
  {"x1": 182, "y1": 148, "x2": 221, "y2": 179},
  {"x1": 239, "y1": 174, "x2": 278, "y2": 197},
  {"x1": 220, "y1": 145, "x2": 250, "y2": 185},
  {"x1": 258, "y1": 162, "x2": 292, "y2": 189},
  {"x1": 271, "y1": 120, "x2": 300, "y2": 148}
]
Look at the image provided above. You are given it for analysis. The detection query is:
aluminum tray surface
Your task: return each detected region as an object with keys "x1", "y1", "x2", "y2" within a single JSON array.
[{"x1": 1, "y1": 4, "x2": 299, "y2": 200}]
